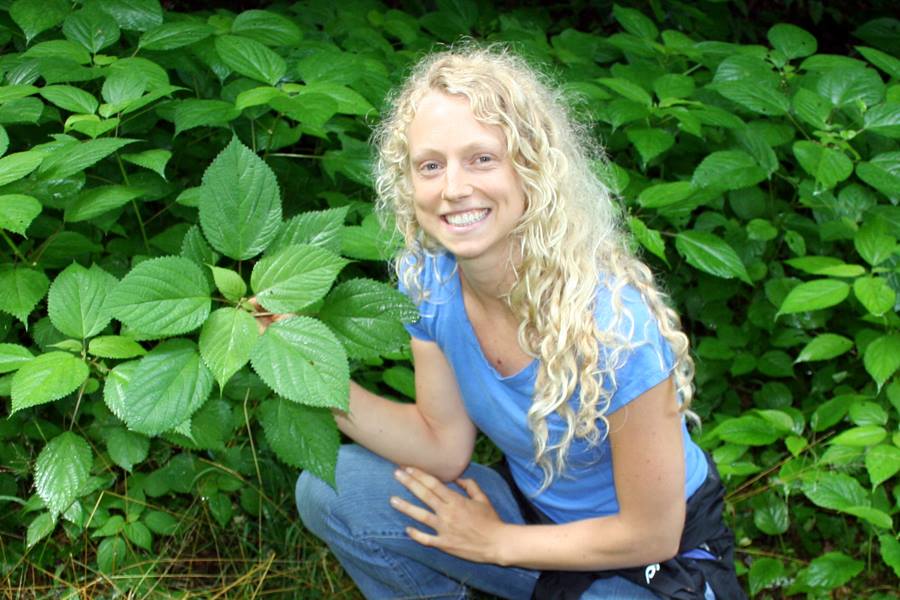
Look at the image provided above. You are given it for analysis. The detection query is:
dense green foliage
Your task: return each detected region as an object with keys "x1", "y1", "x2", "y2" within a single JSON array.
[{"x1": 0, "y1": 0, "x2": 897, "y2": 597}]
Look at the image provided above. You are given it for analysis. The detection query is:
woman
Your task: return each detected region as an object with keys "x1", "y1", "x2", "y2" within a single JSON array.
[{"x1": 292, "y1": 46, "x2": 743, "y2": 599}]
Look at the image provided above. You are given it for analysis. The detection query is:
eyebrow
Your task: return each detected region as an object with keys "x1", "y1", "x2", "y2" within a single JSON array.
[{"x1": 409, "y1": 141, "x2": 505, "y2": 163}]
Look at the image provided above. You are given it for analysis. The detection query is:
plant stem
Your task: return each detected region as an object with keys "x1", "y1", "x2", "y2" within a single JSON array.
[
  {"x1": 117, "y1": 154, "x2": 150, "y2": 252},
  {"x1": 1, "y1": 230, "x2": 28, "y2": 263}
]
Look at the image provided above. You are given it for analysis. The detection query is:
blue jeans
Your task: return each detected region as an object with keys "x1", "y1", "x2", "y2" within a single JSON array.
[{"x1": 295, "y1": 444, "x2": 663, "y2": 599}]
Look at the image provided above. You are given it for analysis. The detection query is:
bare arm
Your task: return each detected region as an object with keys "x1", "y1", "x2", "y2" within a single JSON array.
[
  {"x1": 335, "y1": 337, "x2": 477, "y2": 481},
  {"x1": 393, "y1": 376, "x2": 686, "y2": 569}
]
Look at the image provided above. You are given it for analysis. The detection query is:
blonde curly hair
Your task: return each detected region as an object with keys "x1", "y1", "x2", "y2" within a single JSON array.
[{"x1": 372, "y1": 44, "x2": 695, "y2": 491}]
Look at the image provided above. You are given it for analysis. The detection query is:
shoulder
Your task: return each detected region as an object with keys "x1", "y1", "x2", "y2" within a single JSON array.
[{"x1": 593, "y1": 278, "x2": 661, "y2": 345}]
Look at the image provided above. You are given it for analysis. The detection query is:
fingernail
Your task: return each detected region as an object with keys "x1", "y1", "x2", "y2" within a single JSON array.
[
  {"x1": 389, "y1": 496, "x2": 399, "y2": 506},
  {"x1": 405, "y1": 466, "x2": 414, "y2": 474},
  {"x1": 394, "y1": 469, "x2": 403, "y2": 479}
]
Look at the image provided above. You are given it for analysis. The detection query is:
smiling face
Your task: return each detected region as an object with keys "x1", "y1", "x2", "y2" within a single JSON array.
[{"x1": 406, "y1": 91, "x2": 526, "y2": 268}]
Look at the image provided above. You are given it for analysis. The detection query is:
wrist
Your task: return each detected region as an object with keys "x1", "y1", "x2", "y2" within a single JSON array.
[{"x1": 490, "y1": 523, "x2": 517, "y2": 566}]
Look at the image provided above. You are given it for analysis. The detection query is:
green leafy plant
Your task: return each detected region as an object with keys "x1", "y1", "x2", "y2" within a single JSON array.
[{"x1": 0, "y1": 0, "x2": 897, "y2": 596}]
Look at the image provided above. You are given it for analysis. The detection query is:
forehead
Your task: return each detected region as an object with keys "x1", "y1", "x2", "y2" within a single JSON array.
[{"x1": 407, "y1": 91, "x2": 506, "y2": 154}]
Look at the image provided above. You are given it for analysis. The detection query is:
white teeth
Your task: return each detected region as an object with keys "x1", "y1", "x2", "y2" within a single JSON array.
[{"x1": 445, "y1": 209, "x2": 489, "y2": 226}]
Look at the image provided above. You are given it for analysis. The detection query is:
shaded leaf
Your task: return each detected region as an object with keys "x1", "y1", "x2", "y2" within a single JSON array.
[
  {"x1": 199, "y1": 308, "x2": 258, "y2": 389},
  {"x1": 863, "y1": 333, "x2": 900, "y2": 390},
  {"x1": 795, "y1": 334, "x2": 853, "y2": 362},
  {"x1": 215, "y1": 35, "x2": 286, "y2": 86},
  {"x1": 258, "y1": 397, "x2": 339, "y2": 486},
  {"x1": 674, "y1": 231, "x2": 751, "y2": 284},
  {"x1": 34, "y1": 432, "x2": 92, "y2": 518},
  {"x1": 0, "y1": 267, "x2": 50, "y2": 324},
  {"x1": 0, "y1": 194, "x2": 41, "y2": 235},
  {"x1": 692, "y1": 150, "x2": 767, "y2": 191}
]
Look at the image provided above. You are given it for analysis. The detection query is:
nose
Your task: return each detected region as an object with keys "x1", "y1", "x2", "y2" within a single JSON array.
[{"x1": 441, "y1": 162, "x2": 472, "y2": 201}]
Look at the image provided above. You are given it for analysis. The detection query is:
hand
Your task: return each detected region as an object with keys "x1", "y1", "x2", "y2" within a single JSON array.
[
  {"x1": 247, "y1": 296, "x2": 293, "y2": 334},
  {"x1": 390, "y1": 466, "x2": 507, "y2": 564}
]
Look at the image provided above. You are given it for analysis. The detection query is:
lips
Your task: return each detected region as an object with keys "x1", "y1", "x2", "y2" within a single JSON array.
[{"x1": 442, "y1": 208, "x2": 490, "y2": 226}]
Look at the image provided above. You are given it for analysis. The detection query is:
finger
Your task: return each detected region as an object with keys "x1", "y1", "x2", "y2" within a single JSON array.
[
  {"x1": 389, "y1": 496, "x2": 439, "y2": 529},
  {"x1": 405, "y1": 525, "x2": 441, "y2": 549},
  {"x1": 395, "y1": 467, "x2": 449, "y2": 505},
  {"x1": 456, "y1": 478, "x2": 488, "y2": 502}
]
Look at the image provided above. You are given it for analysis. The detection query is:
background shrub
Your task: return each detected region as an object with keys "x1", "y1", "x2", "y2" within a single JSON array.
[{"x1": 0, "y1": 1, "x2": 897, "y2": 597}]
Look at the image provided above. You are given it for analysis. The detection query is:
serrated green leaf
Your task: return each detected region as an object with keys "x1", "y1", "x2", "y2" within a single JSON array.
[
  {"x1": 611, "y1": 4, "x2": 658, "y2": 39},
  {"x1": 98, "y1": 0, "x2": 163, "y2": 32},
  {"x1": 105, "y1": 257, "x2": 210, "y2": 337},
  {"x1": 853, "y1": 276, "x2": 896, "y2": 316},
  {"x1": 776, "y1": 279, "x2": 849, "y2": 316},
  {"x1": 674, "y1": 231, "x2": 751, "y2": 284},
  {"x1": 0, "y1": 97, "x2": 43, "y2": 125},
  {"x1": 857, "y1": 151, "x2": 900, "y2": 197},
  {"x1": 866, "y1": 445, "x2": 900, "y2": 488},
  {"x1": 793, "y1": 552, "x2": 863, "y2": 591},
  {"x1": 830, "y1": 425, "x2": 886, "y2": 447},
  {"x1": 625, "y1": 128, "x2": 674, "y2": 165},
  {"x1": 121, "y1": 339, "x2": 213, "y2": 436},
  {"x1": 63, "y1": 7, "x2": 120, "y2": 53},
  {"x1": 96, "y1": 537, "x2": 126, "y2": 573},
  {"x1": 0, "y1": 343, "x2": 34, "y2": 373},
  {"x1": 121, "y1": 150, "x2": 170, "y2": 181},
  {"x1": 746, "y1": 219, "x2": 778, "y2": 241},
  {"x1": 653, "y1": 74, "x2": 694, "y2": 101},
  {"x1": 793, "y1": 141, "x2": 853, "y2": 190},
  {"x1": 714, "y1": 415, "x2": 780, "y2": 445},
  {"x1": 258, "y1": 397, "x2": 339, "y2": 486},
  {"x1": 597, "y1": 78, "x2": 652, "y2": 106},
  {"x1": 792, "y1": 88, "x2": 831, "y2": 130},
  {"x1": 105, "y1": 427, "x2": 149, "y2": 472},
  {"x1": 0, "y1": 151, "x2": 43, "y2": 187},
  {"x1": 268, "y1": 207, "x2": 348, "y2": 255},
  {"x1": 123, "y1": 520, "x2": 152, "y2": 550},
  {"x1": 26, "y1": 512, "x2": 56, "y2": 549},
  {"x1": 627, "y1": 216, "x2": 668, "y2": 265},
  {"x1": 215, "y1": 35, "x2": 286, "y2": 86},
  {"x1": 854, "y1": 222, "x2": 894, "y2": 266},
  {"x1": 199, "y1": 308, "x2": 258, "y2": 390},
  {"x1": 0, "y1": 267, "x2": 50, "y2": 324},
  {"x1": 269, "y1": 92, "x2": 338, "y2": 127},
  {"x1": 768, "y1": 23, "x2": 817, "y2": 59},
  {"x1": 39, "y1": 85, "x2": 98, "y2": 114},
  {"x1": 0, "y1": 194, "x2": 41, "y2": 235},
  {"x1": 637, "y1": 181, "x2": 694, "y2": 208},
  {"x1": 231, "y1": 9, "x2": 302, "y2": 47},
  {"x1": 712, "y1": 81, "x2": 790, "y2": 116},
  {"x1": 10, "y1": 0, "x2": 70, "y2": 44},
  {"x1": 37, "y1": 138, "x2": 135, "y2": 180},
  {"x1": 863, "y1": 334, "x2": 900, "y2": 390},
  {"x1": 692, "y1": 150, "x2": 767, "y2": 191},
  {"x1": 802, "y1": 471, "x2": 868, "y2": 511},
  {"x1": 48, "y1": 263, "x2": 117, "y2": 339},
  {"x1": 65, "y1": 115, "x2": 120, "y2": 139},
  {"x1": 796, "y1": 334, "x2": 853, "y2": 362},
  {"x1": 817, "y1": 66, "x2": 884, "y2": 108},
  {"x1": 88, "y1": 335, "x2": 145, "y2": 359},
  {"x1": 251, "y1": 244, "x2": 347, "y2": 313},
  {"x1": 857, "y1": 46, "x2": 900, "y2": 80},
  {"x1": 144, "y1": 510, "x2": 178, "y2": 535},
  {"x1": 103, "y1": 360, "x2": 138, "y2": 421},
  {"x1": 180, "y1": 224, "x2": 219, "y2": 267},
  {"x1": 209, "y1": 267, "x2": 246, "y2": 302},
  {"x1": 753, "y1": 492, "x2": 789, "y2": 535},
  {"x1": 199, "y1": 136, "x2": 282, "y2": 260},
  {"x1": 319, "y1": 279, "x2": 419, "y2": 360},
  {"x1": 322, "y1": 135, "x2": 372, "y2": 186},
  {"x1": 250, "y1": 316, "x2": 348, "y2": 409},
  {"x1": 879, "y1": 534, "x2": 900, "y2": 578},
  {"x1": 749, "y1": 558, "x2": 783, "y2": 597},
  {"x1": 10, "y1": 352, "x2": 88, "y2": 413},
  {"x1": 173, "y1": 99, "x2": 240, "y2": 136},
  {"x1": 35, "y1": 432, "x2": 92, "y2": 518},
  {"x1": 864, "y1": 102, "x2": 900, "y2": 138},
  {"x1": 139, "y1": 21, "x2": 214, "y2": 51}
]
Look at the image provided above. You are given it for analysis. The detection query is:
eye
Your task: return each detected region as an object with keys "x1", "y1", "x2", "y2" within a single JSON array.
[
  {"x1": 475, "y1": 155, "x2": 493, "y2": 164},
  {"x1": 418, "y1": 161, "x2": 441, "y2": 174}
]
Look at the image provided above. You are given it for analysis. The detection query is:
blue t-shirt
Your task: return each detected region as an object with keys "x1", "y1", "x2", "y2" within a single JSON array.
[{"x1": 400, "y1": 252, "x2": 708, "y2": 524}]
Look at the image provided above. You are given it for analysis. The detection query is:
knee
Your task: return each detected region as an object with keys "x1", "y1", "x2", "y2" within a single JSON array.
[
  {"x1": 295, "y1": 468, "x2": 336, "y2": 537},
  {"x1": 295, "y1": 444, "x2": 399, "y2": 538}
]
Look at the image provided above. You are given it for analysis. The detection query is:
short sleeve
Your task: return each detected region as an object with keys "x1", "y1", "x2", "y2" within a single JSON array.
[
  {"x1": 396, "y1": 253, "x2": 446, "y2": 342},
  {"x1": 595, "y1": 284, "x2": 676, "y2": 414}
]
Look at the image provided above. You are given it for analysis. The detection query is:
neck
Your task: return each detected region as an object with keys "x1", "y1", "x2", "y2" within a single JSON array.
[{"x1": 456, "y1": 248, "x2": 519, "y2": 310}]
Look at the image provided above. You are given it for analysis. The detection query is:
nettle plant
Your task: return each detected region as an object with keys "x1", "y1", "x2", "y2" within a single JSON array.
[
  {"x1": 2, "y1": 132, "x2": 417, "y2": 550},
  {"x1": 0, "y1": 0, "x2": 898, "y2": 595}
]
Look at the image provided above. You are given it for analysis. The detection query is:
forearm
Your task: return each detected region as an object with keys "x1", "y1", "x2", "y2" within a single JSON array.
[
  {"x1": 493, "y1": 514, "x2": 681, "y2": 571},
  {"x1": 333, "y1": 381, "x2": 470, "y2": 480}
]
